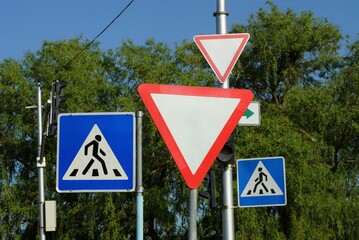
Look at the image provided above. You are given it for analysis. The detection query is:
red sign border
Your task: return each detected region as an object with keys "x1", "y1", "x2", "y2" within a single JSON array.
[
  {"x1": 194, "y1": 33, "x2": 250, "y2": 83},
  {"x1": 138, "y1": 84, "x2": 253, "y2": 189}
]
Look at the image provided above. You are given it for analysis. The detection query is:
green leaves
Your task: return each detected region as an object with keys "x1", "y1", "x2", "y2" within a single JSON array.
[
  {"x1": 0, "y1": 2, "x2": 358, "y2": 239},
  {"x1": 231, "y1": 2, "x2": 341, "y2": 106}
]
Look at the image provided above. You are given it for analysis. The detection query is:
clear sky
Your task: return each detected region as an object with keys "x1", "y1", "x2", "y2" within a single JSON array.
[{"x1": 1, "y1": 0, "x2": 358, "y2": 61}]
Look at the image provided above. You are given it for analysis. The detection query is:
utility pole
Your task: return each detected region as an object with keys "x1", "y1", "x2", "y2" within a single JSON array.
[
  {"x1": 213, "y1": 1, "x2": 236, "y2": 240},
  {"x1": 36, "y1": 83, "x2": 46, "y2": 240}
]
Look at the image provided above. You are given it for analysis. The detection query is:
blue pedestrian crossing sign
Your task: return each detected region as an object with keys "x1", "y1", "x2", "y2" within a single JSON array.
[
  {"x1": 237, "y1": 157, "x2": 286, "y2": 207},
  {"x1": 57, "y1": 113, "x2": 135, "y2": 192}
]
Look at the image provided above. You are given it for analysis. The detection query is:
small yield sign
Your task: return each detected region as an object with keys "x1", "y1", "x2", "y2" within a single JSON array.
[{"x1": 194, "y1": 33, "x2": 250, "y2": 83}]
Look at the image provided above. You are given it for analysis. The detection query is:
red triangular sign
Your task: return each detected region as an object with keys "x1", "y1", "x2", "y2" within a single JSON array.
[
  {"x1": 138, "y1": 84, "x2": 253, "y2": 189},
  {"x1": 194, "y1": 33, "x2": 250, "y2": 83}
]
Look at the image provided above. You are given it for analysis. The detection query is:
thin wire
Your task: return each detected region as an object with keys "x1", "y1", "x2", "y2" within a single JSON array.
[{"x1": 50, "y1": 0, "x2": 135, "y2": 80}]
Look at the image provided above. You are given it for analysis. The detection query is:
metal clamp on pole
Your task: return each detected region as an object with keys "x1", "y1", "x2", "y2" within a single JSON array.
[
  {"x1": 37, "y1": 157, "x2": 46, "y2": 168},
  {"x1": 213, "y1": 10, "x2": 229, "y2": 17},
  {"x1": 222, "y1": 205, "x2": 238, "y2": 209},
  {"x1": 227, "y1": 164, "x2": 236, "y2": 169}
]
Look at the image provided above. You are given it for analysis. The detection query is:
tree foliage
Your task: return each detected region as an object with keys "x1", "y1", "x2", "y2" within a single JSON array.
[
  {"x1": 231, "y1": 2, "x2": 342, "y2": 106},
  {"x1": 0, "y1": 2, "x2": 358, "y2": 239}
]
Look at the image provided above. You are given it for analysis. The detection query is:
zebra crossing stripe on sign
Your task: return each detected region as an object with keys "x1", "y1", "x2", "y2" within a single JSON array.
[
  {"x1": 241, "y1": 161, "x2": 283, "y2": 197},
  {"x1": 63, "y1": 124, "x2": 128, "y2": 180}
]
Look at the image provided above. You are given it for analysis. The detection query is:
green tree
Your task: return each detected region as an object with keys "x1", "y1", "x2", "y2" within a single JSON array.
[
  {"x1": 0, "y1": 38, "x2": 133, "y2": 239},
  {"x1": 0, "y1": 58, "x2": 37, "y2": 239},
  {"x1": 1, "y1": 2, "x2": 358, "y2": 239},
  {"x1": 283, "y1": 40, "x2": 359, "y2": 239},
  {"x1": 0, "y1": 37, "x2": 211, "y2": 239},
  {"x1": 228, "y1": 2, "x2": 358, "y2": 239},
  {"x1": 231, "y1": 1, "x2": 342, "y2": 106}
]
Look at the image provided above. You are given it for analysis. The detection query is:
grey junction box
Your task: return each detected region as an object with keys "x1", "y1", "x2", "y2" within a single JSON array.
[{"x1": 45, "y1": 200, "x2": 56, "y2": 232}]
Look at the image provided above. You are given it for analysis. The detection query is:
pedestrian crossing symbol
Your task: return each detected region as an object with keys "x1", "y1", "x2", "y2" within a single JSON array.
[
  {"x1": 57, "y1": 113, "x2": 135, "y2": 193},
  {"x1": 237, "y1": 157, "x2": 286, "y2": 207},
  {"x1": 63, "y1": 124, "x2": 128, "y2": 180},
  {"x1": 241, "y1": 161, "x2": 283, "y2": 197}
]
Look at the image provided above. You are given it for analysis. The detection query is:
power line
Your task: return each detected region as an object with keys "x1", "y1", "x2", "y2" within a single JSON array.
[{"x1": 49, "y1": 0, "x2": 135, "y2": 81}]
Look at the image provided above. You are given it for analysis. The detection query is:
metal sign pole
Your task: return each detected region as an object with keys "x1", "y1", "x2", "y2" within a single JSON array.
[
  {"x1": 214, "y1": 0, "x2": 235, "y2": 239},
  {"x1": 136, "y1": 111, "x2": 144, "y2": 240},
  {"x1": 36, "y1": 84, "x2": 46, "y2": 240},
  {"x1": 188, "y1": 188, "x2": 197, "y2": 240}
]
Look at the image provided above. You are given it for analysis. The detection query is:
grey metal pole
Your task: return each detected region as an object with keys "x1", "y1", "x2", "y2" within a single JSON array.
[
  {"x1": 214, "y1": 0, "x2": 229, "y2": 89},
  {"x1": 36, "y1": 84, "x2": 46, "y2": 240},
  {"x1": 214, "y1": 1, "x2": 235, "y2": 239},
  {"x1": 221, "y1": 165, "x2": 235, "y2": 240},
  {"x1": 136, "y1": 111, "x2": 144, "y2": 240},
  {"x1": 188, "y1": 188, "x2": 197, "y2": 240}
]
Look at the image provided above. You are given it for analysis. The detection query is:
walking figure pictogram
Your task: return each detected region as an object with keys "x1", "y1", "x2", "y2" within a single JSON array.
[
  {"x1": 63, "y1": 123, "x2": 129, "y2": 181},
  {"x1": 253, "y1": 167, "x2": 268, "y2": 194},
  {"x1": 82, "y1": 134, "x2": 108, "y2": 176},
  {"x1": 246, "y1": 165, "x2": 276, "y2": 195}
]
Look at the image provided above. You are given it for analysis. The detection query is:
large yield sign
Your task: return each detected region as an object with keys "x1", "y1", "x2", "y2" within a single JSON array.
[{"x1": 138, "y1": 84, "x2": 253, "y2": 189}]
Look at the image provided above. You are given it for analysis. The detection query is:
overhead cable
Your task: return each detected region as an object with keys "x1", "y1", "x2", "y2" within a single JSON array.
[{"x1": 49, "y1": 0, "x2": 135, "y2": 80}]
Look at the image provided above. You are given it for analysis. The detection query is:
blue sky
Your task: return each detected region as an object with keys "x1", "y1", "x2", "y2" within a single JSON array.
[{"x1": 1, "y1": 0, "x2": 358, "y2": 61}]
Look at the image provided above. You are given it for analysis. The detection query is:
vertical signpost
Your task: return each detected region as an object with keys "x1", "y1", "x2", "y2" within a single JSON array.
[
  {"x1": 193, "y1": 1, "x2": 250, "y2": 239},
  {"x1": 215, "y1": 3, "x2": 234, "y2": 239},
  {"x1": 36, "y1": 84, "x2": 46, "y2": 240},
  {"x1": 136, "y1": 111, "x2": 144, "y2": 240}
]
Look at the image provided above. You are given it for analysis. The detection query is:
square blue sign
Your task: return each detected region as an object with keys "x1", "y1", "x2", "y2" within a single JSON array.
[
  {"x1": 57, "y1": 113, "x2": 135, "y2": 192},
  {"x1": 237, "y1": 157, "x2": 286, "y2": 207}
]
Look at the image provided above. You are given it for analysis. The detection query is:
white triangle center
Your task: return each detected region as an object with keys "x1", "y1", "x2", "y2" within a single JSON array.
[
  {"x1": 151, "y1": 93, "x2": 240, "y2": 174},
  {"x1": 201, "y1": 38, "x2": 244, "y2": 76},
  {"x1": 241, "y1": 161, "x2": 283, "y2": 197},
  {"x1": 63, "y1": 124, "x2": 128, "y2": 180}
]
